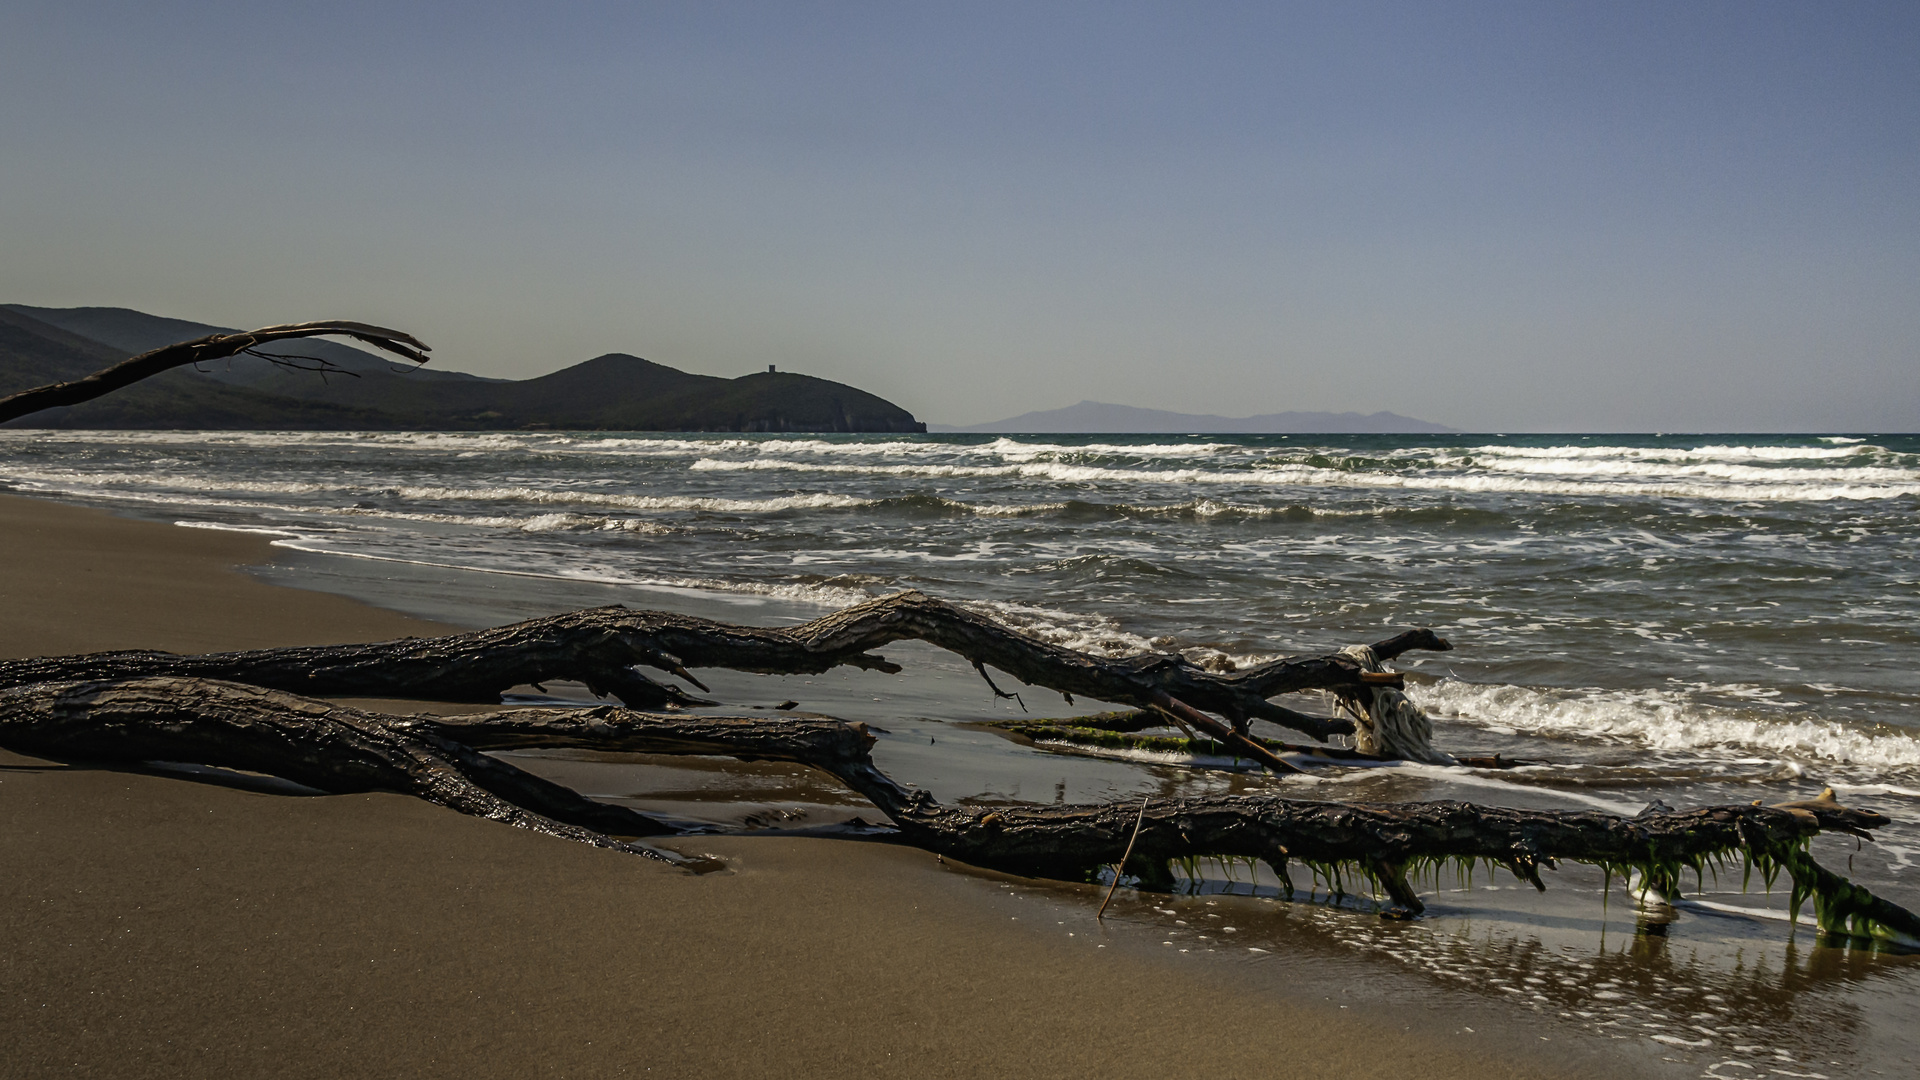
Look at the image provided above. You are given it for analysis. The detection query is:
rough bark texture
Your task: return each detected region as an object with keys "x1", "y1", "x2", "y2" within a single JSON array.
[
  {"x1": 0, "y1": 592, "x2": 1447, "y2": 740},
  {"x1": 0, "y1": 321, "x2": 429, "y2": 424},
  {"x1": 5, "y1": 675, "x2": 1911, "y2": 940}
]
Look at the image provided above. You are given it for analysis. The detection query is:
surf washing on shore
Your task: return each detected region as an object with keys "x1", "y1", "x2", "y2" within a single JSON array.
[{"x1": 6, "y1": 430, "x2": 1919, "y2": 1074}]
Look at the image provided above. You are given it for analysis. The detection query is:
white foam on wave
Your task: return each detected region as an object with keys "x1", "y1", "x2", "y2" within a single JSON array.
[
  {"x1": 173, "y1": 520, "x2": 306, "y2": 539},
  {"x1": 557, "y1": 435, "x2": 1244, "y2": 461},
  {"x1": 5, "y1": 466, "x2": 343, "y2": 497},
  {"x1": 1464, "y1": 442, "x2": 1888, "y2": 464},
  {"x1": 0, "y1": 429, "x2": 555, "y2": 453},
  {"x1": 3, "y1": 429, "x2": 1244, "y2": 463},
  {"x1": 568, "y1": 436, "x2": 943, "y2": 458},
  {"x1": 5, "y1": 466, "x2": 1417, "y2": 527},
  {"x1": 1414, "y1": 679, "x2": 1920, "y2": 775},
  {"x1": 14, "y1": 477, "x2": 704, "y2": 538},
  {"x1": 4, "y1": 466, "x2": 879, "y2": 515},
  {"x1": 1453, "y1": 452, "x2": 1911, "y2": 486},
  {"x1": 18, "y1": 431, "x2": 1915, "y2": 503},
  {"x1": 8, "y1": 479, "x2": 352, "y2": 520},
  {"x1": 651, "y1": 574, "x2": 880, "y2": 608},
  {"x1": 387, "y1": 485, "x2": 872, "y2": 514},
  {"x1": 979, "y1": 437, "x2": 1241, "y2": 461},
  {"x1": 953, "y1": 596, "x2": 1161, "y2": 657},
  {"x1": 256, "y1": 535, "x2": 887, "y2": 609},
  {"x1": 339, "y1": 509, "x2": 681, "y2": 534},
  {"x1": 1028, "y1": 739, "x2": 1265, "y2": 772},
  {"x1": 512, "y1": 512, "x2": 670, "y2": 533},
  {"x1": 688, "y1": 456, "x2": 1920, "y2": 502},
  {"x1": 1308, "y1": 760, "x2": 1650, "y2": 815}
]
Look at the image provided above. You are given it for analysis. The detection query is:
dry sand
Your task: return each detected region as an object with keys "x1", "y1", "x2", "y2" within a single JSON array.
[{"x1": 0, "y1": 493, "x2": 1651, "y2": 1078}]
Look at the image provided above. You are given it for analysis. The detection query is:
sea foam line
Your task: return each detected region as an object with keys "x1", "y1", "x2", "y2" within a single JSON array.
[
  {"x1": 1415, "y1": 679, "x2": 1920, "y2": 774},
  {"x1": 234, "y1": 533, "x2": 888, "y2": 609},
  {"x1": 2, "y1": 468, "x2": 881, "y2": 514},
  {"x1": 1463, "y1": 442, "x2": 1893, "y2": 464},
  {"x1": 686, "y1": 457, "x2": 1920, "y2": 502}
]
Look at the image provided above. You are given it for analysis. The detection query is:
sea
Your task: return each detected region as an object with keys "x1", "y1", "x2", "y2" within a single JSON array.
[{"x1": 4, "y1": 429, "x2": 1917, "y2": 1077}]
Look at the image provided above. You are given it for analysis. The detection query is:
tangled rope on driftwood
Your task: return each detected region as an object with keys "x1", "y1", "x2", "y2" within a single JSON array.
[{"x1": 1337, "y1": 644, "x2": 1455, "y2": 765}]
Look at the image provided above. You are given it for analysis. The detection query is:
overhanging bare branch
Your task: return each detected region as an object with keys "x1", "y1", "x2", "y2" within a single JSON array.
[{"x1": 0, "y1": 320, "x2": 429, "y2": 424}]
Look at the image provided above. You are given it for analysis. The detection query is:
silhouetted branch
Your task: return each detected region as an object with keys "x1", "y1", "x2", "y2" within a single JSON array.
[{"x1": 0, "y1": 320, "x2": 428, "y2": 424}]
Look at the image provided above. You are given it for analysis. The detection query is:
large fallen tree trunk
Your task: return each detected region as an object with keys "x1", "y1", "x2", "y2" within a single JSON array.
[
  {"x1": 0, "y1": 592, "x2": 1446, "y2": 744},
  {"x1": 0, "y1": 320, "x2": 430, "y2": 425},
  {"x1": 5, "y1": 676, "x2": 1914, "y2": 944}
]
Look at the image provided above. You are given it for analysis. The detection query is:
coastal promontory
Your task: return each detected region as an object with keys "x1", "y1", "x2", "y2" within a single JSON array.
[{"x1": 0, "y1": 305, "x2": 926, "y2": 434}]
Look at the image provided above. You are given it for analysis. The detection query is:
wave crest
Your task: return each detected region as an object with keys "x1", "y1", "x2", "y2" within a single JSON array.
[{"x1": 1415, "y1": 679, "x2": 1920, "y2": 776}]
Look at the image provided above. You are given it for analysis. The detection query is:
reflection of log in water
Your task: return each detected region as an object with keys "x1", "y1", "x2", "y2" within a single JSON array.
[
  {"x1": 4, "y1": 674, "x2": 1914, "y2": 944},
  {"x1": 1272, "y1": 894, "x2": 1880, "y2": 1066}
]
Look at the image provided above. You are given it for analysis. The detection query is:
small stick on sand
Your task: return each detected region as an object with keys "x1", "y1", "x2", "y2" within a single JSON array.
[{"x1": 1097, "y1": 795, "x2": 1152, "y2": 920}]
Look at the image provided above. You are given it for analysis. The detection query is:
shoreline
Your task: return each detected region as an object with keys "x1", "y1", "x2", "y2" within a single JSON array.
[
  {"x1": 0, "y1": 490, "x2": 1670, "y2": 1078},
  {"x1": 0, "y1": 493, "x2": 462, "y2": 658}
]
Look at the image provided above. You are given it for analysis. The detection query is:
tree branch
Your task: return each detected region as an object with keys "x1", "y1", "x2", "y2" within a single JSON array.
[
  {"x1": 0, "y1": 592, "x2": 1446, "y2": 742},
  {"x1": 0, "y1": 321, "x2": 430, "y2": 424}
]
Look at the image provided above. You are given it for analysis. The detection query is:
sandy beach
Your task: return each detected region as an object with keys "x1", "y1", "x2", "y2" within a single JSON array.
[
  {"x1": 1, "y1": 492, "x2": 1675, "y2": 1078},
  {"x1": 8, "y1": 3, "x2": 1916, "y2": 1073}
]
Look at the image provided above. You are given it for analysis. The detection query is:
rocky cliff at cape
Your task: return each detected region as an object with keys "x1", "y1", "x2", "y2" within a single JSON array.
[{"x1": 0, "y1": 305, "x2": 926, "y2": 433}]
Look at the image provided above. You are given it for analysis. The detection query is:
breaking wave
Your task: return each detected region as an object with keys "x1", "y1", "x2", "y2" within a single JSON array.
[
  {"x1": 1414, "y1": 679, "x2": 1920, "y2": 776},
  {"x1": 687, "y1": 455, "x2": 1919, "y2": 502}
]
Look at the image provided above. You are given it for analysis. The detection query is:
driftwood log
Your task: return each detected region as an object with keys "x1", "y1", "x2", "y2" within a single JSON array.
[
  {"x1": 5, "y1": 675, "x2": 1915, "y2": 943},
  {"x1": 0, "y1": 592, "x2": 1446, "y2": 747},
  {"x1": 0, "y1": 320, "x2": 431, "y2": 425}
]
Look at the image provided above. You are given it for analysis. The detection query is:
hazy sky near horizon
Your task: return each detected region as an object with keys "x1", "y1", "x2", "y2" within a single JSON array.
[{"x1": 3, "y1": 2, "x2": 1916, "y2": 431}]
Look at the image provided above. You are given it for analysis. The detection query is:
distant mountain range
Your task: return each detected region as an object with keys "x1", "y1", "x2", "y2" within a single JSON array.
[
  {"x1": 931, "y1": 400, "x2": 1453, "y2": 434},
  {"x1": 0, "y1": 305, "x2": 925, "y2": 433}
]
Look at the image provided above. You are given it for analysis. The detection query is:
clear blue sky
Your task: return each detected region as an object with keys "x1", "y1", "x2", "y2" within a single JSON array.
[{"x1": 3, "y1": 1, "x2": 1915, "y2": 430}]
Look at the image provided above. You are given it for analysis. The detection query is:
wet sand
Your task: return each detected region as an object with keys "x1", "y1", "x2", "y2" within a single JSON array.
[{"x1": 0, "y1": 493, "x2": 1659, "y2": 1078}]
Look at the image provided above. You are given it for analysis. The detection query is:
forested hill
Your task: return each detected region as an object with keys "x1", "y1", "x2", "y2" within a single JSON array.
[{"x1": 0, "y1": 305, "x2": 926, "y2": 433}]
